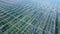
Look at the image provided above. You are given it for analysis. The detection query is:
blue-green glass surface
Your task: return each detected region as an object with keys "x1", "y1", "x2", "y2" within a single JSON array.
[{"x1": 0, "y1": 0, "x2": 60, "y2": 34}]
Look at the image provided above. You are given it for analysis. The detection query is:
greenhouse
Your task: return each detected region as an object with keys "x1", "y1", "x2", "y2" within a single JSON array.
[{"x1": 0, "y1": 0, "x2": 60, "y2": 34}]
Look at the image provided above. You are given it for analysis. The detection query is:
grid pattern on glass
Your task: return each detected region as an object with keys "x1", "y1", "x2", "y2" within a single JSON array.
[{"x1": 0, "y1": 0, "x2": 59, "y2": 34}]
